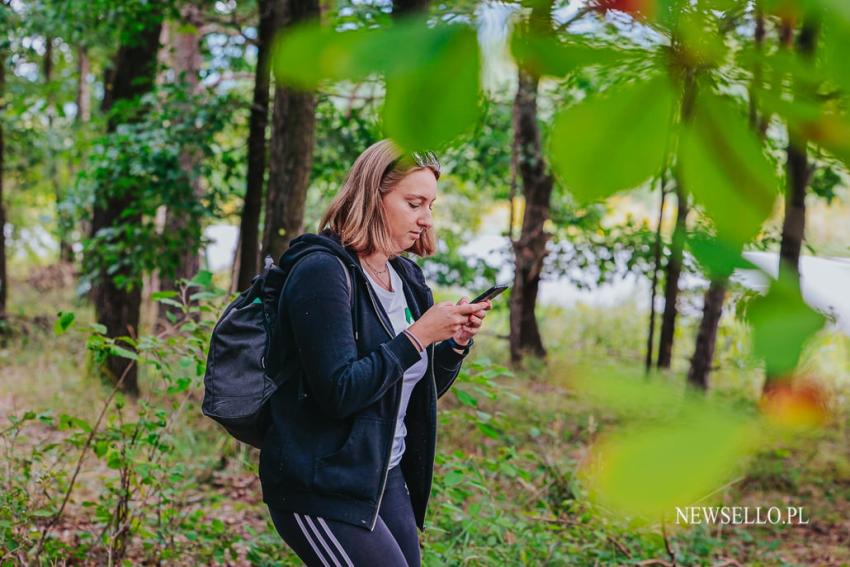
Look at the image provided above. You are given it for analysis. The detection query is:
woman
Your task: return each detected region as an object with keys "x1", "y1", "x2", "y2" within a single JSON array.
[{"x1": 259, "y1": 140, "x2": 492, "y2": 566}]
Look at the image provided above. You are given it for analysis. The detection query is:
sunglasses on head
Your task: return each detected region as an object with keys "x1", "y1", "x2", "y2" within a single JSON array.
[{"x1": 382, "y1": 151, "x2": 441, "y2": 180}]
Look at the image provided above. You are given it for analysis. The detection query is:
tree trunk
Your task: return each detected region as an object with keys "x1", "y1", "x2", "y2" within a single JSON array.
[
  {"x1": 777, "y1": 18, "x2": 817, "y2": 283},
  {"x1": 74, "y1": 45, "x2": 92, "y2": 250},
  {"x1": 235, "y1": 0, "x2": 278, "y2": 291},
  {"x1": 0, "y1": 56, "x2": 7, "y2": 324},
  {"x1": 90, "y1": 7, "x2": 164, "y2": 395},
  {"x1": 656, "y1": 181, "x2": 688, "y2": 369},
  {"x1": 509, "y1": 67, "x2": 552, "y2": 363},
  {"x1": 509, "y1": 2, "x2": 554, "y2": 365},
  {"x1": 76, "y1": 45, "x2": 91, "y2": 123},
  {"x1": 392, "y1": 0, "x2": 429, "y2": 17},
  {"x1": 645, "y1": 173, "x2": 668, "y2": 373},
  {"x1": 261, "y1": 0, "x2": 320, "y2": 262},
  {"x1": 158, "y1": 3, "x2": 205, "y2": 325},
  {"x1": 766, "y1": 19, "x2": 818, "y2": 392},
  {"x1": 687, "y1": 7, "x2": 766, "y2": 389},
  {"x1": 655, "y1": 67, "x2": 697, "y2": 370},
  {"x1": 42, "y1": 37, "x2": 74, "y2": 264},
  {"x1": 687, "y1": 279, "x2": 726, "y2": 388}
]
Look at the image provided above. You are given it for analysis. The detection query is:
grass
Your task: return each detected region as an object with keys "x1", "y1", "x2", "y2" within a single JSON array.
[{"x1": 2, "y1": 268, "x2": 850, "y2": 565}]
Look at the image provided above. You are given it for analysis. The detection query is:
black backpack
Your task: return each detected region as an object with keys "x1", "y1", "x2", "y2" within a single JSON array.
[{"x1": 201, "y1": 255, "x2": 352, "y2": 447}]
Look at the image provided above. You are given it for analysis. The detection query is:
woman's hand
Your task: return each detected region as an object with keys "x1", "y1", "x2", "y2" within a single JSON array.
[
  {"x1": 407, "y1": 301, "x2": 488, "y2": 347},
  {"x1": 451, "y1": 297, "x2": 491, "y2": 346}
]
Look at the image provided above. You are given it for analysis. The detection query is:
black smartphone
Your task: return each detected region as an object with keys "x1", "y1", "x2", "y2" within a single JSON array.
[{"x1": 471, "y1": 284, "x2": 509, "y2": 304}]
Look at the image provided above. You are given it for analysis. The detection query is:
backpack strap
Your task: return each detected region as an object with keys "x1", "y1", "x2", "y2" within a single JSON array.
[{"x1": 333, "y1": 256, "x2": 353, "y2": 307}]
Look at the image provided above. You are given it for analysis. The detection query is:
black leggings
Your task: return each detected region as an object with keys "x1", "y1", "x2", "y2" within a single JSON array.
[{"x1": 268, "y1": 466, "x2": 421, "y2": 567}]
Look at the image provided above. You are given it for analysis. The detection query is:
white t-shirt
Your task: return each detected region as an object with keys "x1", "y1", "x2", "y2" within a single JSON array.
[{"x1": 362, "y1": 262, "x2": 429, "y2": 470}]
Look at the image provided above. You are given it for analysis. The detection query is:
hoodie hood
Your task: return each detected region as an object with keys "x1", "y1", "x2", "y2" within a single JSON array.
[{"x1": 279, "y1": 229, "x2": 359, "y2": 273}]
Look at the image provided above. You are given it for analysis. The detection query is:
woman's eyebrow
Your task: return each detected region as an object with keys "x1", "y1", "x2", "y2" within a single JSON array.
[{"x1": 408, "y1": 194, "x2": 436, "y2": 202}]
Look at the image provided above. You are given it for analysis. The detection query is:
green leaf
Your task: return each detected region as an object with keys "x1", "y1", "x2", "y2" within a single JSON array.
[
  {"x1": 94, "y1": 441, "x2": 109, "y2": 458},
  {"x1": 687, "y1": 233, "x2": 757, "y2": 280},
  {"x1": 748, "y1": 273, "x2": 826, "y2": 377},
  {"x1": 273, "y1": 19, "x2": 481, "y2": 149},
  {"x1": 676, "y1": 10, "x2": 728, "y2": 67},
  {"x1": 273, "y1": 24, "x2": 377, "y2": 88},
  {"x1": 90, "y1": 323, "x2": 108, "y2": 335},
  {"x1": 454, "y1": 389, "x2": 478, "y2": 407},
  {"x1": 444, "y1": 470, "x2": 465, "y2": 486},
  {"x1": 54, "y1": 311, "x2": 76, "y2": 335},
  {"x1": 477, "y1": 422, "x2": 502, "y2": 440},
  {"x1": 106, "y1": 449, "x2": 123, "y2": 470},
  {"x1": 383, "y1": 26, "x2": 481, "y2": 150},
  {"x1": 151, "y1": 290, "x2": 179, "y2": 300},
  {"x1": 109, "y1": 345, "x2": 138, "y2": 361},
  {"x1": 189, "y1": 270, "x2": 213, "y2": 288},
  {"x1": 549, "y1": 76, "x2": 675, "y2": 203},
  {"x1": 581, "y1": 409, "x2": 757, "y2": 520},
  {"x1": 569, "y1": 365, "x2": 689, "y2": 419},
  {"x1": 510, "y1": 31, "x2": 631, "y2": 78},
  {"x1": 679, "y1": 91, "x2": 778, "y2": 246}
]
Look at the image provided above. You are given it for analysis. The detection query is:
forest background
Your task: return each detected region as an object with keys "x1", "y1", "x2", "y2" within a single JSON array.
[{"x1": 1, "y1": 0, "x2": 850, "y2": 564}]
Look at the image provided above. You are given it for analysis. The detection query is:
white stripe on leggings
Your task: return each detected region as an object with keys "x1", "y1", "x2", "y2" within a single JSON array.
[
  {"x1": 317, "y1": 517, "x2": 355, "y2": 567},
  {"x1": 293, "y1": 513, "x2": 331, "y2": 567},
  {"x1": 304, "y1": 516, "x2": 342, "y2": 567}
]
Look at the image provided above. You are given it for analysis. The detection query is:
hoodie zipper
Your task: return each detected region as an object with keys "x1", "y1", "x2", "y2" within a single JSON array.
[{"x1": 361, "y1": 276, "x2": 406, "y2": 531}]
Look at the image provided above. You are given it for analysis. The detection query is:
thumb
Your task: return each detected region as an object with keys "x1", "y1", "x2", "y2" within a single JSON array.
[
  {"x1": 457, "y1": 296, "x2": 469, "y2": 306},
  {"x1": 457, "y1": 303, "x2": 480, "y2": 315}
]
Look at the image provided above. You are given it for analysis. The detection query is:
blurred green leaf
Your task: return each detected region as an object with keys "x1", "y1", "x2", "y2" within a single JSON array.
[
  {"x1": 582, "y1": 410, "x2": 756, "y2": 519},
  {"x1": 455, "y1": 389, "x2": 478, "y2": 407},
  {"x1": 54, "y1": 311, "x2": 76, "y2": 335},
  {"x1": 274, "y1": 20, "x2": 481, "y2": 149},
  {"x1": 109, "y1": 345, "x2": 138, "y2": 361},
  {"x1": 687, "y1": 233, "x2": 757, "y2": 279},
  {"x1": 679, "y1": 91, "x2": 778, "y2": 246},
  {"x1": 748, "y1": 273, "x2": 826, "y2": 377},
  {"x1": 89, "y1": 323, "x2": 108, "y2": 335},
  {"x1": 189, "y1": 270, "x2": 213, "y2": 288},
  {"x1": 677, "y1": 10, "x2": 728, "y2": 68},
  {"x1": 509, "y1": 31, "x2": 632, "y2": 78},
  {"x1": 383, "y1": 26, "x2": 480, "y2": 150},
  {"x1": 550, "y1": 76, "x2": 674, "y2": 203},
  {"x1": 569, "y1": 366, "x2": 686, "y2": 419},
  {"x1": 273, "y1": 23, "x2": 384, "y2": 88},
  {"x1": 150, "y1": 290, "x2": 179, "y2": 300}
]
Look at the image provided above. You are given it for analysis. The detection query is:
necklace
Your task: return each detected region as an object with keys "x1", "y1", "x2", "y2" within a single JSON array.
[
  {"x1": 362, "y1": 257, "x2": 392, "y2": 291},
  {"x1": 363, "y1": 257, "x2": 388, "y2": 275}
]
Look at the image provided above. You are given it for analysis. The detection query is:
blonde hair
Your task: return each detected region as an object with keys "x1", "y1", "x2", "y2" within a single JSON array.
[{"x1": 320, "y1": 140, "x2": 440, "y2": 257}]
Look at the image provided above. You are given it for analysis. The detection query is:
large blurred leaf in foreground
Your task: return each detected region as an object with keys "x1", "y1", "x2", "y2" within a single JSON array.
[
  {"x1": 581, "y1": 412, "x2": 755, "y2": 519},
  {"x1": 509, "y1": 30, "x2": 632, "y2": 78},
  {"x1": 383, "y1": 26, "x2": 480, "y2": 151},
  {"x1": 549, "y1": 76, "x2": 674, "y2": 203},
  {"x1": 758, "y1": 87, "x2": 850, "y2": 172},
  {"x1": 747, "y1": 272, "x2": 826, "y2": 378},
  {"x1": 571, "y1": 371, "x2": 758, "y2": 519},
  {"x1": 273, "y1": 19, "x2": 482, "y2": 149},
  {"x1": 687, "y1": 232, "x2": 757, "y2": 280},
  {"x1": 679, "y1": 91, "x2": 778, "y2": 247}
]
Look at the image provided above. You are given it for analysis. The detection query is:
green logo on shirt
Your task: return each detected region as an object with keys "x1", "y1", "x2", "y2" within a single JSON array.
[{"x1": 404, "y1": 307, "x2": 413, "y2": 324}]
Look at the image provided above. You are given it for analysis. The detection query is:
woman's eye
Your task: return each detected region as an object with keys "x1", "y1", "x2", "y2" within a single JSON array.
[{"x1": 408, "y1": 203, "x2": 420, "y2": 209}]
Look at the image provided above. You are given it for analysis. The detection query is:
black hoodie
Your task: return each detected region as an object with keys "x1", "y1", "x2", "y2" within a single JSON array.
[{"x1": 259, "y1": 230, "x2": 469, "y2": 531}]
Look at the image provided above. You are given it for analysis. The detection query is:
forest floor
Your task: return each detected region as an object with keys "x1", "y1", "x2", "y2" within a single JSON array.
[{"x1": 1, "y1": 268, "x2": 849, "y2": 566}]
